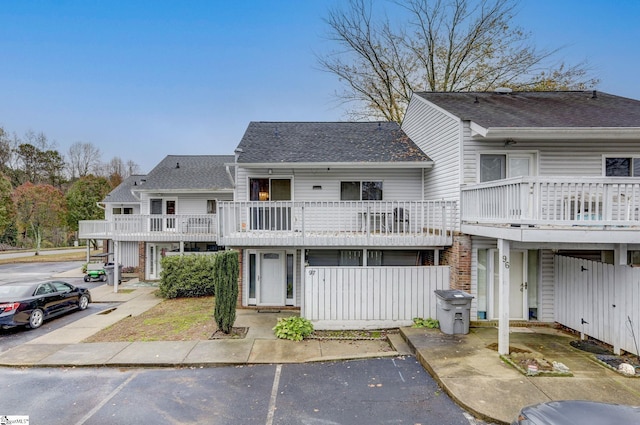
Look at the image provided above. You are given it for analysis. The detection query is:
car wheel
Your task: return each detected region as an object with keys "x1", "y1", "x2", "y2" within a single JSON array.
[
  {"x1": 100, "y1": 274, "x2": 107, "y2": 282},
  {"x1": 28, "y1": 309, "x2": 44, "y2": 329},
  {"x1": 78, "y1": 294, "x2": 89, "y2": 310},
  {"x1": 84, "y1": 275, "x2": 90, "y2": 282}
]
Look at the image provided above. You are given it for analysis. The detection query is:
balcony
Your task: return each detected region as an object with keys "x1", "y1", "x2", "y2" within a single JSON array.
[
  {"x1": 461, "y1": 177, "x2": 640, "y2": 243},
  {"x1": 79, "y1": 214, "x2": 217, "y2": 242},
  {"x1": 218, "y1": 200, "x2": 456, "y2": 247}
]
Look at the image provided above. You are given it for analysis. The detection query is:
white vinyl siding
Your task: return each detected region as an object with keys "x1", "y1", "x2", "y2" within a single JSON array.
[
  {"x1": 104, "y1": 203, "x2": 140, "y2": 221},
  {"x1": 463, "y1": 138, "x2": 640, "y2": 184},
  {"x1": 402, "y1": 95, "x2": 461, "y2": 201},
  {"x1": 107, "y1": 240, "x2": 139, "y2": 268},
  {"x1": 138, "y1": 192, "x2": 232, "y2": 214},
  {"x1": 539, "y1": 250, "x2": 555, "y2": 322},
  {"x1": 235, "y1": 167, "x2": 423, "y2": 202}
]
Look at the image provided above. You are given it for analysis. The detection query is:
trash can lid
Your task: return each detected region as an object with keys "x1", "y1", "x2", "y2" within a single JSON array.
[{"x1": 434, "y1": 289, "x2": 473, "y2": 300}]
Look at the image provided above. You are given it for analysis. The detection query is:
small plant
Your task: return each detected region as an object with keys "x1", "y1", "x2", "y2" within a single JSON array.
[
  {"x1": 81, "y1": 263, "x2": 88, "y2": 273},
  {"x1": 273, "y1": 316, "x2": 314, "y2": 341},
  {"x1": 412, "y1": 317, "x2": 439, "y2": 329}
]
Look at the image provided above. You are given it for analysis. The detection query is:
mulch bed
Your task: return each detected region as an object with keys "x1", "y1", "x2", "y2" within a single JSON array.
[
  {"x1": 487, "y1": 343, "x2": 571, "y2": 376},
  {"x1": 570, "y1": 339, "x2": 640, "y2": 376},
  {"x1": 308, "y1": 329, "x2": 398, "y2": 340},
  {"x1": 209, "y1": 327, "x2": 248, "y2": 339},
  {"x1": 570, "y1": 339, "x2": 613, "y2": 355}
]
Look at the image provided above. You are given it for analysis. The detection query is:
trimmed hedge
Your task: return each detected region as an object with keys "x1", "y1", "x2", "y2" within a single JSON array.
[{"x1": 158, "y1": 254, "x2": 217, "y2": 298}]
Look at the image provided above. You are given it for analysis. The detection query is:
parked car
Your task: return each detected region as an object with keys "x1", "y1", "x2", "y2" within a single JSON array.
[
  {"x1": 0, "y1": 281, "x2": 91, "y2": 330},
  {"x1": 512, "y1": 400, "x2": 640, "y2": 424}
]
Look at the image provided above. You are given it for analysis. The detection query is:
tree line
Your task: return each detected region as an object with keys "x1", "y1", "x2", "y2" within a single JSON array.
[{"x1": 0, "y1": 126, "x2": 140, "y2": 253}]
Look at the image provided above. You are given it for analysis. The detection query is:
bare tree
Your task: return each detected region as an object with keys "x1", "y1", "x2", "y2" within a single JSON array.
[
  {"x1": 67, "y1": 141, "x2": 101, "y2": 179},
  {"x1": 0, "y1": 127, "x2": 14, "y2": 173},
  {"x1": 126, "y1": 159, "x2": 141, "y2": 177},
  {"x1": 319, "y1": 0, "x2": 599, "y2": 122}
]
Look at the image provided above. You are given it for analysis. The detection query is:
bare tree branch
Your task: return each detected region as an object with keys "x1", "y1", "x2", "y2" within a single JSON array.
[{"x1": 319, "y1": 0, "x2": 599, "y2": 122}]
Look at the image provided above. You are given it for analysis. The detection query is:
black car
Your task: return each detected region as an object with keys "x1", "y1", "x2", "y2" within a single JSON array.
[
  {"x1": 513, "y1": 400, "x2": 640, "y2": 424},
  {"x1": 0, "y1": 281, "x2": 91, "y2": 330}
]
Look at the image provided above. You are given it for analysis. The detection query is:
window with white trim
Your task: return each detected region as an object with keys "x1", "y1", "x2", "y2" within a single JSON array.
[
  {"x1": 340, "y1": 181, "x2": 383, "y2": 200},
  {"x1": 605, "y1": 157, "x2": 640, "y2": 176}
]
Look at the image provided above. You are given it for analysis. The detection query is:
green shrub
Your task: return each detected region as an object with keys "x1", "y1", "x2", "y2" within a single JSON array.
[
  {"x1": 412, "y1": 317, "x2": 439, "y2": 329},
  {"x1": 213, "y1": 251, "x2": 239, "y2": 334},
  {"x1": 158, "y1": 254, "x2": 217, "y2": 299},
  {"x1": 273, "y1": 316, "x2": 314, "y2": 341}
]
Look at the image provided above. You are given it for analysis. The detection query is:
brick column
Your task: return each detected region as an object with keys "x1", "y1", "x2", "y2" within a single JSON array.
[
  {"x1": 441, "y1": 233, "x2": 472, "y2": 292},
  {"x1": 138, "y1": 242, "x2": 146, "y2": 281}
]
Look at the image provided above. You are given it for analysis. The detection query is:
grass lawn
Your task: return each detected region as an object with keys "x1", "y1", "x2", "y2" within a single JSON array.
[
  {"x1": 0, "y1": 249, "x2": 94, "y2": 266},
  {"x1": 84, "y1": 296, "x2": 218, "y2": 342}
]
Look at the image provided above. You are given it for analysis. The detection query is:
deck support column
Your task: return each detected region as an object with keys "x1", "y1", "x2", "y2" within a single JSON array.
[
  {"x1": 113, "y1": 240, "x2": 119, "y2": 293},
  {"x1": 300, "y1": 249, "x2": 306, "y2": 318},
  {"x1": 497, "y1": 238, "x2": 510, "y2": 355}
]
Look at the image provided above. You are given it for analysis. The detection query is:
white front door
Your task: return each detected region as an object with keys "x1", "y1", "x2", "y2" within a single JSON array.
[
  {"x1": 148, "y1": 243, "x2": 173, "y2": 280},
  {"x1": 258, "y1": 252, "x2": 285, "y2": 306},
  {"x1": 491, "y1": 249, "x2": 528, "y2": 320}
]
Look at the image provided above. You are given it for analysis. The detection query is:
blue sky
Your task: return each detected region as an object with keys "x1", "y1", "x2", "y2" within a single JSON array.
[{"x1": 1, "y1": 0, "x2": 639, "y2": 173}]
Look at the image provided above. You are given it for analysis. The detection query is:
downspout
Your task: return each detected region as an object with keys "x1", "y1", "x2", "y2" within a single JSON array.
[{"x1": 225, "y1": 165, "x2": 235, "y2": 187}]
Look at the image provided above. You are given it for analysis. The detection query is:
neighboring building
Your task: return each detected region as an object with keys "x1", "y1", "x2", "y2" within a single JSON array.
[
  {"x1": 80, "y1": 91, "x2": 640, "y2": 357},
  {"x1": 79, "y1": 155, "x2": 235, "y2": 280},
  {"x1": 401, "y1": 90, "x2": 640, "y2": 354},
  {"x1": 217, "y1": 121, "x2": 457, "y2": 329}
]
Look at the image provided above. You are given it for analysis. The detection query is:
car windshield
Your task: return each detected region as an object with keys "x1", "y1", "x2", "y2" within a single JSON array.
[{"x1": 0, "y1": 285, "x2": 35, "y2": 299}]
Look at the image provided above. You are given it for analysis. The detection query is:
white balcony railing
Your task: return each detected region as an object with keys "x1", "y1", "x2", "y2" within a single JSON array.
[
  {"x1": 218, "y1": 200, "x2": 456, "y2": 246},
  {"x1": 79, "y1": 214, "x2": 217, "y2": 241},
  {"x1": 461, "y1": 177, "x2": 640, "y2": 227}
]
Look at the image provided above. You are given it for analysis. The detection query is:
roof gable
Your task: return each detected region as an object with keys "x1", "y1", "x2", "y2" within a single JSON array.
[
  {"x1": 415, "y1": 91, "x2": 640, "y2": 129},
  {"x1": 137, "y1": 155, "x2": 235, "y2": 191},
  {"x1": 235, "y1": 122, "x2": 430, "y2": 164},
  {"x1": 103, "y1": 174, "x2": 145, "y2": 203}
]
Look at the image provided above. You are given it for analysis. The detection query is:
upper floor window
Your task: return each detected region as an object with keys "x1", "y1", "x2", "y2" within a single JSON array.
[
  {"x1": 113, "y1": 207, "x2": 133, "y2": 215},
  {"x1": 479, "y1": 153, "x2": 533, "y2": 182},
  {"x1": 605, "y1": 157, "x2": 640, "y2": 176},
  {"x1": 249, "y1": 178, "x2": 291, "y2": 201},
  {"x1": 340, "y1": 181, "x2": 383, "y2": 200},
  {"x1": 207, "y1": 200, "x2": 216, "y2": 214}
]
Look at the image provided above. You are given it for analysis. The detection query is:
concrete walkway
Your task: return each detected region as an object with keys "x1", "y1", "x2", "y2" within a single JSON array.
[
  {"x1": 1, "y1": 275, "x2": 639, "y2": 424},
  {"x1": 0, "y1": 282, "x2": 408, "y2": 368},
  {"x1": 404, "y1": 326, "x2": 640, "y2": 424}
]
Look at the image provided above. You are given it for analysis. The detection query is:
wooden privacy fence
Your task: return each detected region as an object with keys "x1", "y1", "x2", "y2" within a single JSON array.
[
  {"x1": 303, "y1": 266, "x2": 450, "y2": 329},
  {"x1": 555, "y1": 255, "x2": 640, "y2": 355}
]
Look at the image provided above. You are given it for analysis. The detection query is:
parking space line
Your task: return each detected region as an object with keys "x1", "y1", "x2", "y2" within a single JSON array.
[
  {"x1": 265, "y1": 364, "x2": 282, "y2": 425},
  {"x1": 73, "y1": 371, "x2": 138, "y2": 425},
  {"x1": 391, "y1": 358, "x2": 405, "y2": 382}
]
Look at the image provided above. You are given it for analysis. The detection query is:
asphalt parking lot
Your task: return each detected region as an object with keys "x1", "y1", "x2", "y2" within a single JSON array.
[{"x1": 0, "y1": 357, "x2": 477, "y2": 425}]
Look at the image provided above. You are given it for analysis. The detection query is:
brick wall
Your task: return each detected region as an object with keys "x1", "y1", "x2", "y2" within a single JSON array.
[
  {"x1": 138, "y1": 241, "x2": 146, "y2": 280},
  {"x1": 441, "y1": 233, "x2": 471, "y2": 292}
]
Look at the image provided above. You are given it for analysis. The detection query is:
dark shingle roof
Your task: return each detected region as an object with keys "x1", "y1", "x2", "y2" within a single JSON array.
[
  {"x1": 137, "y1": 155, "x2": 235, "y2": 191},
  {"x1": 415, "y1": 91, "x2": 640, "y2": 128},
  {"x1": 103, "y1": 175, "x2": 146, "y2": 203},
  {"x1": 235, "y1": 122, "x2": 430, "y2": 164}
]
